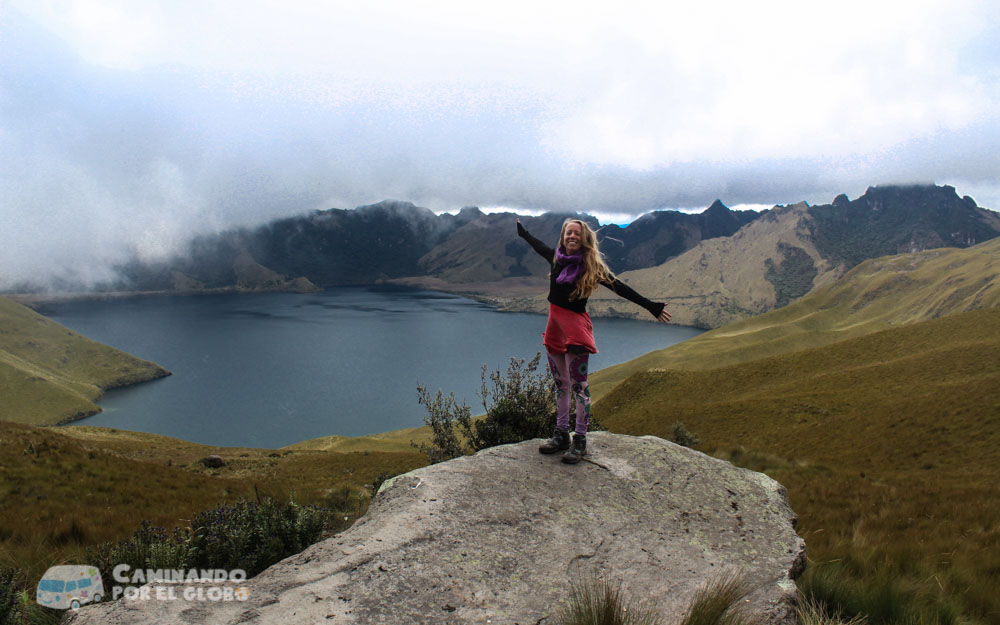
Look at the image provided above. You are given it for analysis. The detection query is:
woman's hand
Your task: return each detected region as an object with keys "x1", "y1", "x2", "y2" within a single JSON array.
[{"x1": 657, "y1": 306, "x2": 672, "y2": 323}]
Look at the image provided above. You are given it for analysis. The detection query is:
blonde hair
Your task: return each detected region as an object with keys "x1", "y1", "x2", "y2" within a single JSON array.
[{"x1": 557, "y1": 219, "x2": 615, "y2": 301}]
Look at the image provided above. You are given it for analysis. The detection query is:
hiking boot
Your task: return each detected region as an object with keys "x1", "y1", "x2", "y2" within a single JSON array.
[
  {"x1": 562, "y1": 434, "x2": 587, "y2": 464},
  {"x1": 539, "y1": 429, "x2": 571, "y2": 454}
]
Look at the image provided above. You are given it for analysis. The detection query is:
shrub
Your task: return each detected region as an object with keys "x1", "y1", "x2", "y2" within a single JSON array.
[
  {"x1": 414, "y1": 386, "x2": 472, "y2": 464},
  {"x1": 85, "y1": 496, "x2": 338, "y2": 588},
  {"x1": 415, "y1": 353, "x2": 558, "y2": 463},
  {"x1": 671, "y1": 422, "x2": 700, "y2": 449},
  {"x1": 0, "y1": 568, "x2": 23, "y2": 625},
  {"x1": 86, "y1": 521, "x2": 192, "y2": 596},
  {"x1": 467, "y1": 352, "x2": 558, "y2": 451},
  {"x1": 0, "y1": 567, "x2": 62, "y2": 625},
  {"x1": 188, "y1": 498, "x2": 333, "y2": 577}
]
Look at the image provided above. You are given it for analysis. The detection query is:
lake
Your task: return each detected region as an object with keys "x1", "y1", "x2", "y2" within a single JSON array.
[{"x1": 39, "y1": 287, "x2": 703, "y2": 448}]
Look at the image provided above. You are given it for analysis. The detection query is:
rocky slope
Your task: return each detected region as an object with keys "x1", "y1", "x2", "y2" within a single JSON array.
[{"x1": 66, "y1": 433, "x2": 805, "y2": 625}]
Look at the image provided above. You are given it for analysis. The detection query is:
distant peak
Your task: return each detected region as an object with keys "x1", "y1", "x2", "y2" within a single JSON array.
[
  {"x1": 364, "y1": 199, "x2": 420, "y2": 211},
  {"x1": 705, "y1": 199, "x2": 729, "y2": 213}
]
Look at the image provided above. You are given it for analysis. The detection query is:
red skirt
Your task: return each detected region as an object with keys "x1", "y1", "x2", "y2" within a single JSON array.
[{"x1": 543, "y1": 303, "x2": 598, "y2": 354}]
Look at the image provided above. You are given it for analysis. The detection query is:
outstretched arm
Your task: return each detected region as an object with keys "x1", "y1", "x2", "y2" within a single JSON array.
[
  {"x1": 602, "y1": 278, "x2": 672, "y2": 323},
  {"x1": 516, "y1": 218, "x2": 555, "y2": 264}
]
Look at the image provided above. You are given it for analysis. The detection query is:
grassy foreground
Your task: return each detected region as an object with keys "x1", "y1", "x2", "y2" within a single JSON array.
[
  {"x1": 0, "y1": 421, "x2": 427, "y2": 586},
  {"x1": 595, "y1": 307, "x2": 1000, "y2": 622}
]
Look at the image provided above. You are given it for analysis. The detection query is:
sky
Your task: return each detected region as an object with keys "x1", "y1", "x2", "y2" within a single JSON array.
[{"x1": 1, "y1": 1, "x2": 998, "y2": 288}]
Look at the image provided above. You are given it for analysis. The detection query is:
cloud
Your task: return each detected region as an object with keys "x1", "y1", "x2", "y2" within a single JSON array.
[{"x1": 1, "y1": 1, "x2": 998, "y2": 288}]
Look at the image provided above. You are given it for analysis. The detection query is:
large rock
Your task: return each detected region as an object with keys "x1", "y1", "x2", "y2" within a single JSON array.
[{"x1": 66, "y1": 433, "x2": 805, "y2": 624}]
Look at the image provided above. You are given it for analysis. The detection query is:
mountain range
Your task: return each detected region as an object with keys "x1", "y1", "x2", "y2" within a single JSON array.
[
  {"x1": 19, "y1": 184, "x2": 1000, "y2": 329},
  {"x1": 493, "y1": 185, "x2": 1000, "y2": 327}
]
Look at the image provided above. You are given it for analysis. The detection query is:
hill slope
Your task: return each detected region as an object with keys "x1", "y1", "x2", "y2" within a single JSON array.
[
  {"x1": 0, "y1": 420, "x2": 425, "y2": 586},
  {"x1": 594, "y1": 307, "x2": 1000, "y2": 620},
  {"x1": 588, "y1": 236, "x2": 1000, "y2": 399},
  {"x1": 0, "y1": 297, "x2": 170, "y2": 425}
]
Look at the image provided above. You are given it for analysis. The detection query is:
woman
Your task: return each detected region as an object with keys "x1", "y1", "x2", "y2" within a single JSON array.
[{"x1": 516, "y1": 217, "x2": 671, "y2": 464}]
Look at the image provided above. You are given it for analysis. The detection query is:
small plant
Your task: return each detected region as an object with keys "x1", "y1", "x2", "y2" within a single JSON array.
[
  {"x1": 0, "y1": 568, "x2": 23, "y2": 625},
  {"x1": 557, "y1": 576, "x2": 660, "y2": 625},
  {"x1": 678, "y1": 571, "x2": 759, "y2": 625},
  {"x1": 369, "y1": 471, "x2": 396, "y2": 499},
  {"x1": 414, "y1": 386, "x2": 471, "y2": 463},
  {"x1": 671, "y1": 422, "x2": 700, "y2": 449},
  {"x1": 414, "y1": 353, "x2": 558, "y2": 463},
  {"x1": 796, "y1": 594, "x2": 868, "y2": 625}
]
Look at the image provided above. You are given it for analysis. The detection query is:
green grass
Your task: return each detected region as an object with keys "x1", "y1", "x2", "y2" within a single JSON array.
[
  {"x1": 588, "y1": 237, "x2": 1000, "y2": 400},
  {"x1": 0, "y1": 420, "x2": 426, "y2": 587},
  {"x1": 595, "y1": 308, "x2": 1000, "y2": 623},
  {"x1": 0, "y1": 297, "x2": 169, "y2": 425},
  {"x1": 557, "y1": 572, "x2": 759, "y2": 625}
]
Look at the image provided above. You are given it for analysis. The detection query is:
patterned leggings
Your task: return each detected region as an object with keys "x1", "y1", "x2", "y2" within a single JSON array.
[{"x1": 546, "y1": 347, "x2": 591, "y2": 436}]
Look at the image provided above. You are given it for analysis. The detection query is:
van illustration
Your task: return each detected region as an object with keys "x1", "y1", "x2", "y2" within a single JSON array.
[{"x1": 36, "y1": 565, "x2": 105, "y2": 610}]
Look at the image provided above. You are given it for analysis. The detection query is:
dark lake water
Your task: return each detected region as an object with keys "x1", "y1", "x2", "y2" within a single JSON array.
[{"x1": 40, "y1": 287, "x2": 703, "y2": 448}]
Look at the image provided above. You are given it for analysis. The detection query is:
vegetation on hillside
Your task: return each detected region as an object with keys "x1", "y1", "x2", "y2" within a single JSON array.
[
  {"x1": 763, "y1": 242, "x2": 818, "y2": 308},
  {"x1": 0, "y1": 297, "x2": 169, "y2": 425},
  {"x1": 595, "y1": 308, "x2": 1000, "y2": 623},
  {"x1": 0, "y1": 420, "x2": 426, "y2": 596},
  {"x1": 809, "y1": 185, "x2": 998, "y2": 270},
  {"x1": 588, "y1": 236, "x2": 1000, "y2": 400}
]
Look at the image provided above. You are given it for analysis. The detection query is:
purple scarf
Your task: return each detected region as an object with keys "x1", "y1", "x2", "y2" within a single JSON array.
[{"x1": 555, "y1": 247, "x2": 584, "y2": 284}]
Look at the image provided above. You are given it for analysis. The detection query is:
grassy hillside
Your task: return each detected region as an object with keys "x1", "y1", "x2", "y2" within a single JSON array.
[
  {"x1": 588, "y1": 237, "x2": 1000, "y2": 401},
  {"x1": 0, "y1": 297, "x2": 170, "y2": 425},
  {"x1": 0, "y1": 421, "x2": 426, "y2": 585},
  {"x1": 594, "y1": 308, "x2": 1000, "y2": 621}
]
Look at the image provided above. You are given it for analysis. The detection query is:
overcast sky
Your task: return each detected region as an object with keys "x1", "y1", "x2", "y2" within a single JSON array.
[{"x1": 2, "y1": 1, "x2": 998, "y2": 288}]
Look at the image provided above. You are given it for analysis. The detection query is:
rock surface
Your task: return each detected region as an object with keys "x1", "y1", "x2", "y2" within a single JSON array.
[{"x1": 66, "y1": 433, "x2": 805, "y2": 625}]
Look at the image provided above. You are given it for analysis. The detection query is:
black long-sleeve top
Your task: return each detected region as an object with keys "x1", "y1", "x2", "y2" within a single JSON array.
[{"x1": 517, "y1": 222, "x2": 665, "y2": 319}]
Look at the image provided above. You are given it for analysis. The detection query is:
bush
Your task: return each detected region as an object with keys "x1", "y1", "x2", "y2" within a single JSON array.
[
  {"x1": 415, "y1": 353, "x2": 558, "y2": 463},
  {"x1": 672, "y1": 422, "x2": 700, "y2": 449},
  {"x1": 467, "y1": 352, "x2": 558, "y2": 451},
  {"x1": 85, "y1": 496, "x2": 338, "y2": 588},
  {"x1": 188, "y1": 498, "x2": 333, "y2": 577},
  {"x1": 0, "y1": 568, "x2": 24, "y2": 625},
  {"x1": 85, "y1": 521, "x2": 192, "y2": 598},
  {"x1": 414, "y1": 386, "x2": 472, "y2": 464},
  {"x1": 0, "y1": 567, "x2": 62, "y2": 625}
]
